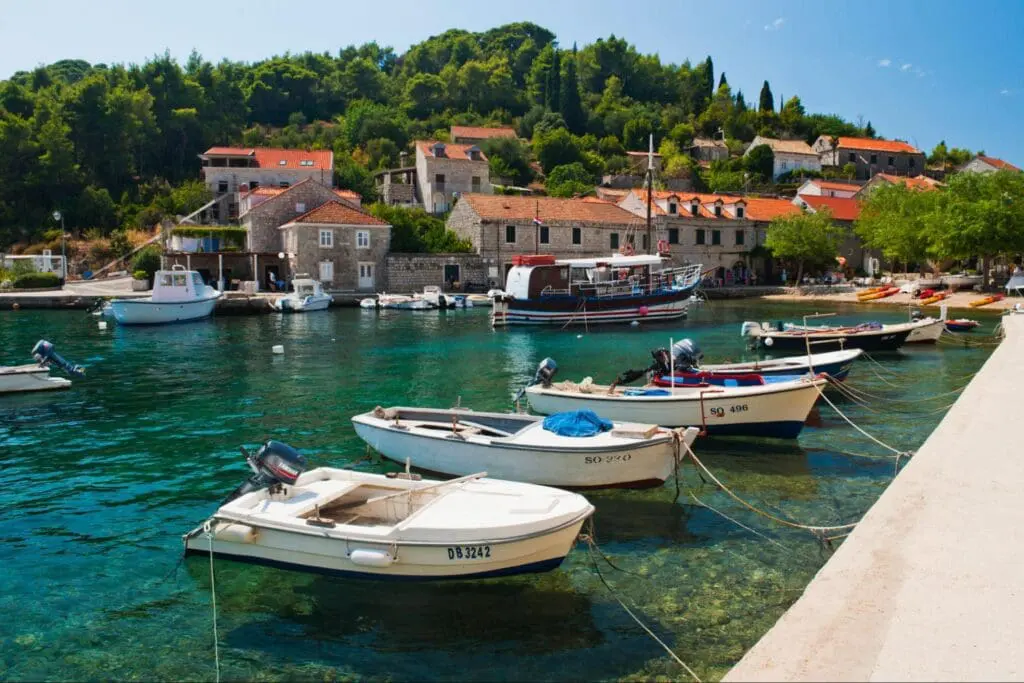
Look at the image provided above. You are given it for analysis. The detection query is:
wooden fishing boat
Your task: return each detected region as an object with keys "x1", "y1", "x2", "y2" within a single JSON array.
[
  {"x1": 184, "y1": 440, "x2": 594, "y2": 580},
  {"x1": 969, "y1": 294, "x2": 1005, "y2": 308},
  {"x1": 696, "y1": 349, "x2": 862, "y2": 381},
  {"x1": 351, "y1": 406, "x2": 699, "y2": 489},
  {"x1": 741, "y1": 320, "x2": 914, "y2": 352},
  {"x1": 945, "y1": 319, "x2": 980, "y2": 332}
]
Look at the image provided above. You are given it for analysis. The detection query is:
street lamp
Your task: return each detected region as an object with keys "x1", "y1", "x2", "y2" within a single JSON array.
[{"x1": 52, "y1": 211, "x2": 65, "y2": 283}]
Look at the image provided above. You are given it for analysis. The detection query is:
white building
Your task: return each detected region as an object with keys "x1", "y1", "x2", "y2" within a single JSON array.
[
  {"x1": 794, "y1": 179, "x2": 862, "y2": 198},
  {"x1": 960, "y1": 155, "x2": 1021, "y2": 174},
  {"x1": 745, "y1": 136, "x2": 821, "y2": 179}
]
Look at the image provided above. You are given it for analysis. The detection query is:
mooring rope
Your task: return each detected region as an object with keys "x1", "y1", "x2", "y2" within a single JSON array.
[
  {"x1": 835, "y1": 377, "x2": 968, "y2": 405},
  {"x1": 812, "y1": 383, "x2": 912, "y2": 458},
  {"x1": 204, "y1": 521, "x2": 221, "y2": 683}
]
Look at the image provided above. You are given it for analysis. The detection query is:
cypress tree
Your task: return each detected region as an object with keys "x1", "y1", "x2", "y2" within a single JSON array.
[
  {"x1": 758, "y1": 80, "x2": 774, "y2": 112},
  {"x1": 718, "y1": 72, "x2": 728, "y2": 90},
  {"x1": 703, "y1": 56, "x2": 715, "y2": 102},
  {"x1": 735, "y1": 89, "x2": 747, "y2": 113},
  {"x1": 864, "y1": 120, "x2": 876, "y2": 138},
  {"x1": 545, "y1": 49, "x2": 561, "y2": 112},
  {"x1": 559, "y1": 43, "x2": 586, "y2": 134}
]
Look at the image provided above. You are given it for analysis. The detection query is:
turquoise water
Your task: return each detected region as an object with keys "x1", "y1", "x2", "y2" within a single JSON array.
[{"x1": 0, "y1": 302, "x2": 997, "y2": 681}]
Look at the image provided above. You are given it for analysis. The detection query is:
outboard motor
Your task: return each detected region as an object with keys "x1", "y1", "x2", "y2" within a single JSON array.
[
  {"x1": 910, "y1": 309, "x2": 923, "y2": 321},
  {"x1": 31, "y1": 340, "x2": 85, "y2": 378},
  {"x1": 513, "y1": 357, "x2": 558, "y2": 403},
  {"x1": 671, "y1": 338, "x2": 703, "y2": 372},
  {"x1": 223, "y1": 440, "x2": 308, "y2": 504}
]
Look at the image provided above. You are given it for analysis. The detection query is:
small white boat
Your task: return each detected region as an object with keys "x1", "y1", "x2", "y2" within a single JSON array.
[
  {"x1": 352, "y1": 406, "x2": 700, "y2": 489},
  {"x1": 359, "y1": 297, "x2": 378, "y2": 309},
  {"x1": 521, "y1": 360, "x2": 825, "y2": 439},
  {"x1": 378, "y1": 293, "x2": 434, "y2": 310},
  {"x1": 420, "y1": 286, "x2": 470, "y2": 309},
  {"x1": 467, "y1": 294, "x2": 492, "y2": 307},
  {"x1": 184, "y1": 440, "x2": 594, "y2": 580},
  {"x1": 0, "y1": 340, "x2": 83, "y2": 394},
  {"x1": 272, "y1": 276, "x2": 333, "y2": 312},
  {"x1": 109, "y1": 266, "x2": 221, "y2": 325},
  {"x1": 904, "y1": 317, "x2": 944, "y2": 343}
]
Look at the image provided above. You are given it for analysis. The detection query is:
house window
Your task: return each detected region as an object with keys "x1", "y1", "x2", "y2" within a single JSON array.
[
  {"x1": 295, "y1": 203, "x2": 305, "y2": 213},
  {"x1": 668, "y1": 228, "x2": 679, "y2": 244},
  {"x1": 471, "y1": 176, "x2": 481, "y2": 192},
  {"x1": 319, "y1": 229, "x2": 333, "y2": 248},
  {"x1": 781, "y1": 160, "x2": 788, "y2": 170},
  {"x1": 217, "y1": 180, "x2": 228, "y2": 194},
  {"x1": 870, "y1": 154, "x2": 878, "y2": 164},
  {"x1": 848, "y1": 152, "x2": 856, "y2": 162},
  {"x1": 610, "y1": 233, "x2": 619, "y2": 249},
  {"x1": 888, "y1": 156, "x2": 895, "y2": 166},
  {"x1": 696, "y1": 229, "x2": 706, "y2": 245},
  {"x1": 712, "y1": 230, "x2": 721, "y2": 246},
  {"x1": 735, "y1": 230, "x2": 745, "y2": 246},
  {"x1": 505, "y1": 225, "x2": 516, "y2": 243},
  {"x1": 714, "y1": 205, "x2": 722, "y2": 218},
  {"x1": 540, "y1": 226, "x2": 549, "y2": 244},
  {"x1": 736, "y1": 206, "x2": 745, "y2": 219},
  {"x1": 572, "y1": 227, "x2": 581, "y2": 245},
  {"x1": 356, "y1": 230, "x2": 370, "y2": 249},
  {"x1": 668, "y1": 201, "x2": 678, "y2": 215},
  {"x1": 435, "y1": 173, "x2": 446, "y2": 191},
  {"x1": 690, "y1": 204, "x2": 699, "y2": 217},
  {"x1": 319, "y1": 260, "x2": 334, "y2": 282}
]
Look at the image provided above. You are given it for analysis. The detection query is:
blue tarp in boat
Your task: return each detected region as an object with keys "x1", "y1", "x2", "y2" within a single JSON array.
[
  {"x1": 542, "y1": 410, "x2": 614, "y2": 437},
  {"x1": 623, "y1": 388, "x2": 672, "y2": 396}
]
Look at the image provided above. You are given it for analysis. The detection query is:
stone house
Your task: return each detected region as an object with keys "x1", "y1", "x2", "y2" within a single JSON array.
[
  {"x1": 416, "y1": 141, "x2": 492, "y2": 214},
  {"x1": 688, "y1": 137, "x2": 730, "y2": 163},
  {"x1": 446, "y1": 194, "x2": 641, "y2": 286},
  {"x1": 386, "y1": 253, "x2": 487, "y2": 292},
  {"x1": 795, "y1": 179, "x2": 863, "y2": 198},
  {"x1": 960, "y1": 155, "x2": 1021, "y2": 174},
  {"x1": 240, "y1": 179, "x2": 356, "y2": 254},
  {"x1": 746, "y1": 136, "x2": 821, "y2": 179},
  {"x1": 279, "y1": 201, "x2": 391, "y2": 292},
  {"x1": 198, "y1": 147, "x2": 334, "y2": 223},
  {"x1": 450, "y1": 126, "x2": 517, "y2": 145},
  {"x1": 617, "y1": 189, "x2": 800, "y2": 281},
  {"x1": 813, "y1": 136, "x2": 925, "y2": 180}
]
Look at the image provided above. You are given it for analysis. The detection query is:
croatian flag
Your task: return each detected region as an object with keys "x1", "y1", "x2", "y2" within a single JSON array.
[{"x1": 533, "y1": 217, "x2": 544, "y2": 226}]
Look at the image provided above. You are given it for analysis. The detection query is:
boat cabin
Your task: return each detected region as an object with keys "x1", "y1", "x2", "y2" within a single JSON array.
[
  {"x1": 291, "y1": 276, "x2": 323, "y2": 297},
  {"x1": 152, "y1": 266, "x2": 209, "y2": 303},
  {"x1": 504, "y1": 254, "x2": 689, "y2": 299}
]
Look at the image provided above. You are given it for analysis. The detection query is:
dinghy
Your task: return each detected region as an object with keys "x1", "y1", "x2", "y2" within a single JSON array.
[
  {"x1": 352, "y1": 406, "x2": 700, "y2": 489},
  {"x1": 184, "y1": 440, "x2": 594, "y2": 580},
  {"x1": 272, "y1": 276, "x2": 332, "y2": 312},
  {"x1": 519, "y1": 359, "x2": 826, "y2": 439},
  {"x1": 945, "y1": 319, "x2": 980, "y2": 332},
  {"x1": 0, "y1": 340, "x2": 84, "y2": 394}
]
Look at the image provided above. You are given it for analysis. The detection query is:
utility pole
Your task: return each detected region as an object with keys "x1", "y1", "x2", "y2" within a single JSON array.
[
  {"x1": 52, "y1": 210, "x2": 65, "y2": 283},
  {"x1": 645, "y1": 133, "x2": 653, "y2": 254}
]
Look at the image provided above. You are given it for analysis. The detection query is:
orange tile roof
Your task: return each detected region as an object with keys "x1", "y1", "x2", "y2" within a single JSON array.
[
  {"x1": 630, "y1": 189, "x2": 800, "y2": 221},
  {"x1": 288, "y1": 201, "x2": 388, "y2": 226},
  {"x1": 418, "y1": 141, "x2": 488, "y2": 161},
  {"x1": 800, "y1": 195, "x2": 861, "y2": 221},
  {"x1": 460, "y1": 194, "x2": 637, "y2": 224},
  {"x1": 976, "y1": 155, "x2": 1021, "y2": 172},
  {"x1": 450, "y1": 126, "x2": 516, "y2": 141},
  {"x1": 243, "y1": 183, "x2": 359, "y2": 202},
  {"x1": 873, "y1": 173, "x2": 942, "y2": 190},
  {"x1": 333, "y1": 189, "x2": 362, "y2": 202},
  {"x1": 837, "y1": 137, "x2": 921, "y2": 155},
  {"x1": 810, "y1": 180, "x2": 862, "y2": 192},
  {"x1": 744, "y1": 197, "x2": 803, "y2": 221},
  {"x1": 202, "y1": 146, "x2": 333, "y2": 170}
]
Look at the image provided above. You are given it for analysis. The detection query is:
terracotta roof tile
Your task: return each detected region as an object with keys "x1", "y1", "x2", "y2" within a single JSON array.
[
  {"x1": 418, "y1": 141, "x2": 488, "y2": 161},
  {"x1": 976, "y1": 155, "x2": 1021, "y2": 172},
  {"x1": 202, "y1": 146, "x2": 333, "y2": 170},
  {"x1": 873, "y1": 173, "x2": 942, "y2": 190},
  {"x1": 288, "y1": 201, "x2": 388, "y2": 226},
  {"x1": 450, "y1": 126, "x2": 516, "y2": 141},
  {"x1": 752, "y1": 137, "x2": 816, "y2": 156},
  {"x1": 744, "y1": 197, "x2": 803, "y2": 221},
  {"x1": 800, "y1": 195, "x2": 861, "y2": 221},
  {"x1": 630, "y1": 189, "x2": 799, "y2": 221},
  {"x1": 811, "y1": 180, "x2": 863, "y2": 192},
  {"x1": 460, "y1": 194, "x2": 636, "y2": 224},
  {"x1": 837, "y1": 137, "x2": 921, "y2": 155}
]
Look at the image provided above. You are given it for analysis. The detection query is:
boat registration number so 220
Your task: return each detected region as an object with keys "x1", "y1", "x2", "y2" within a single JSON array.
[
  {"x1": 708, "y1": 404, "x2": 748, "y2": 418},
  {"x1": 447, "y1": 545, "x2": 491, "y2": 560}
]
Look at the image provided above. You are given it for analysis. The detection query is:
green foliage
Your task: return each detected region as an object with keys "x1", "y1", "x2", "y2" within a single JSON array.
[
  {"x1": 171, "y1": 226, "x2": 247, "y2": 246},
  {"x1": 11, "y1": 259, "x2": 36, "y2": 276},
  {"x1": 534, "y1": 128, "x2": 583, "y2": 174},
  {"x1": 482, "y1": 137, "x2": 534, "y2": 186},
  {"x1": 559, "y1": 46, "x2": 586, "y2": 134},
  {"x1": 744, "y1": 144, "x2": 774, "y2": 181},
  {"x1": 758, "y1": 81, "x2": 774, "y2": 112},
  {"x1": 927, "y1": 139, "x2": 974, "y2": 169},
  {"x1": 131, "y1": 245, "x2": 162, "y2": 279},
  {"x1": 855, "y1": 184, "x2": 934, "y2": 265},
  {"x1": 13, "y1": 271, "x2": 60, "y2": 289},
  {"x1": 765, "y1": 208, "x2": 844, "y2": 281},
  {"x1": 368, "y1": 203, "x2": 472, "y2": 253},
  {"x1": 133, "y1": 270, "x2": 148, "y2": 280},
  {"x1": 546, "y1": 163, "x2": 594, "y2": 197}
]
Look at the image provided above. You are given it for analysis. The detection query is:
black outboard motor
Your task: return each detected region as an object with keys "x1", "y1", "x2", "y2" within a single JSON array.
[
  {"x1": 32, "y1": 340, "x2": 85, "y2": 378},
  {"x1": 223, "y1": 440, "x2": 308, "y2": 504},
  {"x1": 513, "y1": 357, "x2": 558, "y2": 403},
  {"x1": 671, "y1": 338, "x2": 703, "y2": 372}
]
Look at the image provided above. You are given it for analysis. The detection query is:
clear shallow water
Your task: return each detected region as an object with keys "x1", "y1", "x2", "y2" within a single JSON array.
[{"x1": 0, "y1": 302, "x2": 997, "y2": 681}]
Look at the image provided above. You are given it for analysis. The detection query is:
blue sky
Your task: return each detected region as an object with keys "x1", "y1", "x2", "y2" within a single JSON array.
[{"x1": 2, "y1": 0, "x2": 1021, "y2": 164}]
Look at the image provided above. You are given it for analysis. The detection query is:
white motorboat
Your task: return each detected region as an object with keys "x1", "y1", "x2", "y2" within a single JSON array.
[
  {"x1": 184, "y1": 440, "x2": 594, "y2": 580},
  {"x1": 420, "y1": 286, "x2": 470, "y2": 309},
  {"x1": 109, "y1": 266, "x2": 221, "y2": 325},
  {"x1": 904, "y1": 317, "x2": 945, "y2": 343},
  {"x1": 742, "y1": 320, "x2": 916, "y2": 352},
  {"x1": 700, "y1": 349, "x2": 862, "y2": 381},
  {"x1": 359, "y1": 297, "x2": 378, "y2": 309},
  {"x1": 272, "y1": 276, "x2": 333, "y2": 312},
  {"x1": 520, "y1": 360, "x2": 825, "y2": 439},
  {"x1": 0, "y1": 340, "x2": 83, "y2": 394},
  {"x1": 379, "y1": 293, "x2": 435, "y2": 310},
  {"x1": 352, "y1": 406, "x2": 700, "y2": 489}
]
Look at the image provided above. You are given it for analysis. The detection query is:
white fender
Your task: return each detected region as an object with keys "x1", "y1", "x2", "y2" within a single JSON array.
[{"x1": 349, "y1": 548, "x2": 394, "y2": 567}]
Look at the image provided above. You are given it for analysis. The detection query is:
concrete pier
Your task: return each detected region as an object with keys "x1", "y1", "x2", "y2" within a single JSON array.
[{"x1": 726, "y1": 314, "x2": 1024, "y2": 681}]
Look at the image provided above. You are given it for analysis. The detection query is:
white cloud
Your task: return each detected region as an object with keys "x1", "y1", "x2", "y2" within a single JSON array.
[
  {"x1": 900, "y1": 63, "x2": 913, "y2": 72},
  {"x1": 764, "y1": 17, "x2": 785, "y2": 31},
  {"x1": 877, "y1": 58, "x2": 891, "y2": 67},
  {"x1": 1001, "y1": 88, "x2": 1011, "y2": 95}
]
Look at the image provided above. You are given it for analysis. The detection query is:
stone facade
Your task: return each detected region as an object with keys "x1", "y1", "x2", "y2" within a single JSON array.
[
  {"x1": 281, "y1": 220, "x2": 390, "y2": 292},
  {"x1": 386, "y1": 253, "x2": 487, "y2": 292},
  {"x1": 689, "y1": 138, "x2": 730, "y2": 162},
  {"x1": 415, "y1": 142, "x2": 491, "y2": 214},
  {"x1": 747, "y1": 136, "x2": 821, "y2": 179},
  {"x1": 813, "y1": 136, "x2": 925, "y2": 180},
  {"x1": 241, "y1": 180, "x2": 347, "y2": 253}
]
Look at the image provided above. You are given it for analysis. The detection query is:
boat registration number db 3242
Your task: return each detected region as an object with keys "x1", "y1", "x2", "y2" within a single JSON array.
[
  {"x1": 709, "y1": 404, "x2": 749, "y2": 418},
  {"x1": 584, "y1": 453, "x2": 632, "y2": 465},
  {"x1": 447, "y1": 545, "x2": 491, "y2": 560}
]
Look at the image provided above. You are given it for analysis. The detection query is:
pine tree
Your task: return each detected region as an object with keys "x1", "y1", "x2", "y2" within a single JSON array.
[
  {"x1": 864, "y1": 120, "x2": 876, "y2": 138},
  {"x1": 718, "y1": 72, "x2": 728, "y2": 90},
  {"x1": 559, "y1": 43, "x2": 586, "y2": 134},
  {"x1": 735, "y1": 89, "x2": 747, "y2": 113},
  {"x1": 759, "y1": 80, "x2": 774, "y2": 112},
  {"x1": 545, "y1": 49, "x2": 561, "y2": 112}
]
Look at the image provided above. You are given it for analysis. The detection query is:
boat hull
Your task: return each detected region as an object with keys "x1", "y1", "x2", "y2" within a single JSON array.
[
  {"x1": 526, "y1": 380, "x2": 823, "y2": 439},
  {"x1": 702, "y1": 351, "x2": 860, "y2": 381},
  {"x1": 109, "y1": 295, "x2": 219, "y2": 325},
  {"x1": 274, "y1": 294, "x2": 332, "y2": 312},
  {"x1": 753, "y1": 329, "x2": 911, "y2": 352},
  {"x1": 905, "y1": 319, "x2": 944, "y2": 344},
  {"x1": 493, "y1": 288, "x2": 692, "y2": 326},
  {"x1": 351, "y1": 419, "x2": 677, "y2": 489},
  {"x1": 0, "y1": 366, "x2": 71, "y2": 394}
]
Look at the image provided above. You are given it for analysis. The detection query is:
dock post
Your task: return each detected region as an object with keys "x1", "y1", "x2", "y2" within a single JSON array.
[{"x1": 218, "y1": 254, "x2": 224, "y2": 291}]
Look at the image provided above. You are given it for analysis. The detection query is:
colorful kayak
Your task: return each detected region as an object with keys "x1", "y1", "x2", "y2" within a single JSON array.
[
  {"x1": 919, "y1": 292, "x2": 951, "y2": 306},
  {"x1": 858, "y1": 287, "x2": 899, "y2": 302},
  {"x1": 969, "y1": 294, "x2": 1005, "y2": 308}
]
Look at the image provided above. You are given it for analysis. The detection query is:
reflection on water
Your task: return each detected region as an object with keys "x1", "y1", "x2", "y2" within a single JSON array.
[{"x1": 0, "y1": 302, "x2": 996, "y2": 680}]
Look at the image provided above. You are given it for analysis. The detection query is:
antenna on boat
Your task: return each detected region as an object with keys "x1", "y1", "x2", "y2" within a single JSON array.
[{"x1": 645, "y1": 133, "x2": 654, "y2": 255}]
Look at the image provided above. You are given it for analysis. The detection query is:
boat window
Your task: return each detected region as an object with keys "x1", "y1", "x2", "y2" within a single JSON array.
[
  {"x1": 172, "y1": 274, "x2": 187, "y2": 287},
  {"x1": 160, "y1": 274, "x2": 173, "y2": 287},
  {"x1": 192, "y1": 273, "x2": 204, "y2": 289}
]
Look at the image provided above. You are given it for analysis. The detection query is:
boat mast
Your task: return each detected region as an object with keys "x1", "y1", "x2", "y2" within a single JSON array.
[{"x1": 645, "y1": 133, "x2": 653, "y2": 255}]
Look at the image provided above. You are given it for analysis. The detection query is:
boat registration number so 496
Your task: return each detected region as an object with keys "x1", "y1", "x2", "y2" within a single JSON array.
[
  {"x1": 708, "y1": 404, "x2": 748, "y2": 418},
  {"x1": 447, "y1": 545, "x2": 491, "y2": 560}
]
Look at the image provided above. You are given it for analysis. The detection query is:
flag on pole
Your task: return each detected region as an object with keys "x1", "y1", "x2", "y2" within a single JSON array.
[{"x1": 533, "y1": 217, "x2": 544, "y2": 226}]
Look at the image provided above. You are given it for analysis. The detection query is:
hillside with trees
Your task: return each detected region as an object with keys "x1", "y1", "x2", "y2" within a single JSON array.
[{"x1": 1, "y1": 23, "x2": 903, "y2": 249}]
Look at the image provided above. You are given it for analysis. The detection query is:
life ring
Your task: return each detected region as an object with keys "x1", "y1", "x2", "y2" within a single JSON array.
[{"x1": 657, "y1": 239, "x2": 669, "y2": 254}]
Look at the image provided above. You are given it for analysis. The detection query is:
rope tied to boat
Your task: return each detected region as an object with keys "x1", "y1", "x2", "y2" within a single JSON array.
[
  {"x1": 812, "y1": 381, "x2": 914, "y2": 461},
  {"x1": 203, "y1": 520, "x2": 221, "y2": 683}
]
